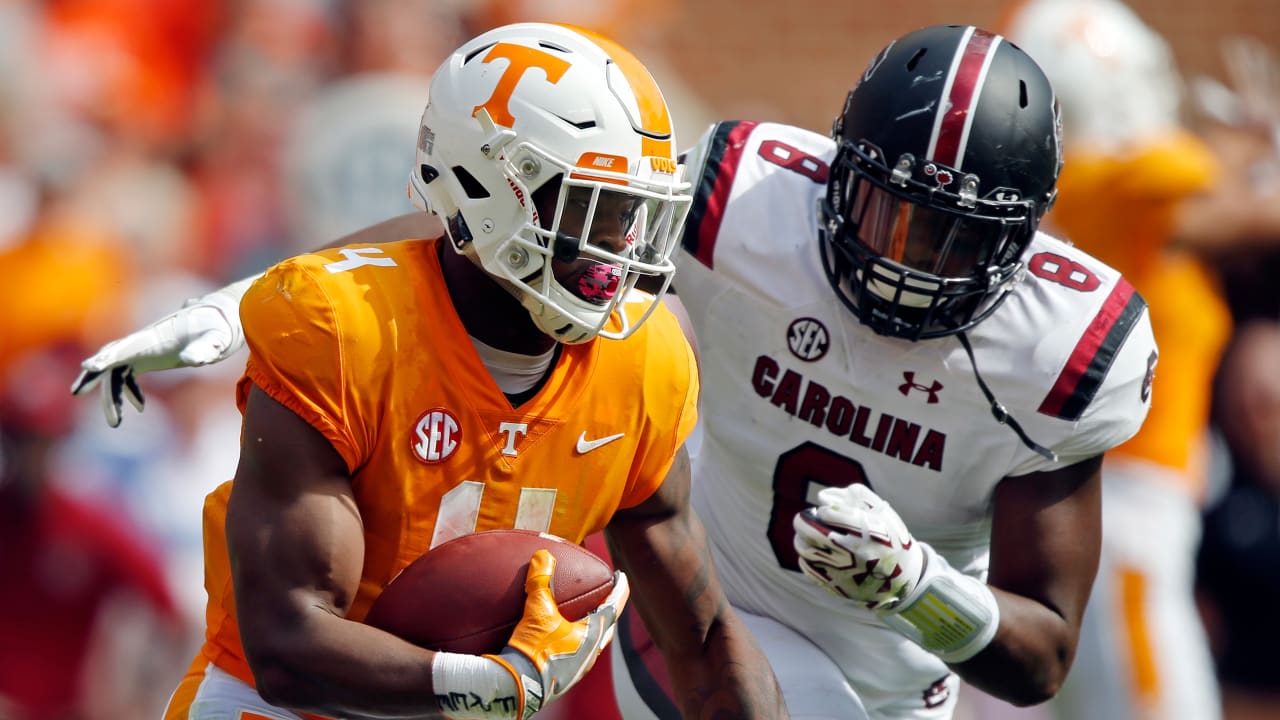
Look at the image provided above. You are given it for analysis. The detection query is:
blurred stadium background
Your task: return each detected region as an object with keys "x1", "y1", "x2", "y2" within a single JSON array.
[{"x1": 1, "y1": 0, "x2": 1278, "y2": 718}]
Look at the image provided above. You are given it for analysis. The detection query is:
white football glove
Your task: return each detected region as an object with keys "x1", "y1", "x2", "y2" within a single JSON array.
[
  {"x1": 69, "y1": 274, "x2": 261, "y2": 427},
  {"x1": 793, "y1": 484, "x2": 925, "y2": 611},
  {"x1": 793, "y1": 484, "x2": 1001, "y2": 663}
]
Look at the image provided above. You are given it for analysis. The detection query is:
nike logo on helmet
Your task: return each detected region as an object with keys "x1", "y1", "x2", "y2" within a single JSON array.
[{"x1": 576, "y1": 431, "x2": 625, "y2": 454}]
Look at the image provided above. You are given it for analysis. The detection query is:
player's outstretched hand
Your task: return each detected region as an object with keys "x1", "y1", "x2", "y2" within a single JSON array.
[
  {"x1": 69, "y1": 277, "x2": 258, "y2": 427},
  {"x1": 793, "y1": 484, "x2": 925, "y2": 611},
  {"x1": 486, "y1": 549, "x2": 629, "y2": 719}
]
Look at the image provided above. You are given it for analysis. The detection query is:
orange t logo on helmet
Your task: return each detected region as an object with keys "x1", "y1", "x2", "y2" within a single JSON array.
[{"x1": 474, "y1": 43, "x2": 571, "y2": 127}]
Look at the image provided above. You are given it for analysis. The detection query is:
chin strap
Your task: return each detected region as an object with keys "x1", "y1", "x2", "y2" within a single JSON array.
[{"x1": 956, "y1": 331, "x2": 1058, "y2": 463}]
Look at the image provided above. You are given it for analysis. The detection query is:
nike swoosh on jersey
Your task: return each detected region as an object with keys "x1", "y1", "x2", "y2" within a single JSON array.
[{"x1": 576, "y1": 431, "x2": 626, "y2": 454}]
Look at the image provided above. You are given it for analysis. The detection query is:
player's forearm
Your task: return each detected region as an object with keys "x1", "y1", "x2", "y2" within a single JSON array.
[
  {"x1": 611, "y1": 526, "x2": 788, "y2": 718},
  {"x1": 244, "y1": 610, "x2": 453, "y2": 718},
  {"x1": 665, "y1": 613, "x2": 789, "y2": 720},
  {"x1": 249, "y1": 606, "x2": 536, "y2": 720},
  {"x1": 947, "y1": 589, "x2": 1078, "y2": 706},
  {"x1": 606, "y1": 527, "x2": 786, "y2": 713}
]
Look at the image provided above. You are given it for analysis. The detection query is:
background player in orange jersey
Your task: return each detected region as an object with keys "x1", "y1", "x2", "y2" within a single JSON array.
[
  {"x1": 74, "y1": 22, "x2": 785, "y2": 720},
  {"x1": 992, "y1": 2, "x2": 1280, "y2": 719}
]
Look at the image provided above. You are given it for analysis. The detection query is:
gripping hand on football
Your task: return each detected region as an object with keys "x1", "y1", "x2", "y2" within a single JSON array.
[
  {"x1": 69, "y1": 274, "x2": 261, "y2": 427},
  {"x1": 486, "y1": 549, "x2": 629, "y2": 719}
]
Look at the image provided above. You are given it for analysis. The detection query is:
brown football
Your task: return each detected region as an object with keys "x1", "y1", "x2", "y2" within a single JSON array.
[{"x1": 363, "y1": 529, "x2": 615, "y2": 655}]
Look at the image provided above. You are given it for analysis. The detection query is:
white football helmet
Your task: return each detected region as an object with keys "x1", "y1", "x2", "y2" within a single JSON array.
[
  {"x1": 284, "y1": 73, "x2": 427, "y2": 253},
  {"x1": 1003, "y1": 0, "x2": 1184, "y2": 152},
  {"x1": 408, "y1": 23, "x2": 691, "y2": 344}
]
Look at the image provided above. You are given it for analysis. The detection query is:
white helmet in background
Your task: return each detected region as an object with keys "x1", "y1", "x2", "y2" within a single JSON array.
[
  {"x1": 1003, "y1": 0, "x2": 1184, "y2": 152},
  {"x1": 408, "y1": 22, "x2": 691, "y2": 344},
  {"x1": 284, "y1": 73, "x2": 429, "y2": 251},
  {"x1": 1002, "y1": 0, "x2": 1219, "y2": 280}
]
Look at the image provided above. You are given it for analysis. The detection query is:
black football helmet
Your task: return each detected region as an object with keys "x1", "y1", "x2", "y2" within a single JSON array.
[{"x1": 820, "y1": 24, "x2": 1063, "y2": 340}]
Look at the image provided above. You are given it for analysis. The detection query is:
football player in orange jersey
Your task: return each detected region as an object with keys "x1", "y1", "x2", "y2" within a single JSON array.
[
  {"x1": 997, "y1": 2, "x2": 1280, "y2": 720},
  {"x1": 74, "y1": 23, "x2": 785, "y2": 720},
  {"x1": 998, "y1": 1, "x2": 1228, "y2": 717}
]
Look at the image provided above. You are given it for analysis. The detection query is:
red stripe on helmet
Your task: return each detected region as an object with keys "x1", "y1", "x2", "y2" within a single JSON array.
[{"x1": 929, "y1": 28, "x2": 999, "y2": 169}]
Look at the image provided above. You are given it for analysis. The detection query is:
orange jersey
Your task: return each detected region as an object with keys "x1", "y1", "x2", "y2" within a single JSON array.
[
  {"x1": 195, "y1": 238, "x2": 698, "y2": 696},
  {"x1": 1107, "y1": 252, "x2": 1229, "y2": 498},
  {"x1": 1051, "y1": 137, "x2": 1230, "y2": 500}
]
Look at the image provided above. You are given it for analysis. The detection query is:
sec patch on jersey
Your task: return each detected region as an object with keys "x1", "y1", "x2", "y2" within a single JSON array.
[{"x1": 364, "y1": 529, "x2": 615, "y2": 655}]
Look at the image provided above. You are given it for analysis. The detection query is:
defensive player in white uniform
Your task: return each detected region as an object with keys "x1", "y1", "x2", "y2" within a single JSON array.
[
  {"x1": 605, "y1": 25, "x2": 1156, "y2": 720},
  {"x1": 69, "y1": 23, "x2": 1156, "y2": 720}
]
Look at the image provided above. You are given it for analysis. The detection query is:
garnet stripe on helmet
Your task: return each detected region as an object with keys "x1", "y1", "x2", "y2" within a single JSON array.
[
  {"x1": 927, "y1": 27, "x2": 1001, "y2": 170},
  {"x1": 683, "y1": 120, "x2": 757, "y2": 269},
  {"x1": 1038, "y1": 278, "x2": 1147, "y2": 420}
]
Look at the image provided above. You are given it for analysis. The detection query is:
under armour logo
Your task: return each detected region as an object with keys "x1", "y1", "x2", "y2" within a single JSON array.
[{"x1": 899, "y1": 372, "x2": 943, "y2": 404}]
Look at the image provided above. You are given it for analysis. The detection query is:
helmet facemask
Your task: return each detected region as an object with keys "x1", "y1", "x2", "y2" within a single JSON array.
[
  {"x1": 499, "y1": 145, "x2": 689, "y2": 344},
  {"x1": 820, "y1": 139, "x2": 1042, "y2": 340}
]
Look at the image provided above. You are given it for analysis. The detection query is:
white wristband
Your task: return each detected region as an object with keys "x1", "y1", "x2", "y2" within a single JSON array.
[
  {"x1": 878, "y1": 544, "x2": 1000, "y2": 663},
  {"x1": 431, "y1": 652, "x2": 521, "y2": 720}
]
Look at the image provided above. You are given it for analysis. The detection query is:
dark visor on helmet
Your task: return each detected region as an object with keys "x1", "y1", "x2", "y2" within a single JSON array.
[{"x1": 843, "y1": 178, "x2": 1011, "y2": 279}]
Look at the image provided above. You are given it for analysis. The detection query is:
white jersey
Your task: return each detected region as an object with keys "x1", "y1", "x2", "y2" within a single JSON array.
[{"x1": 673, "y1": 121, "x2": 1156, "y2": 710}]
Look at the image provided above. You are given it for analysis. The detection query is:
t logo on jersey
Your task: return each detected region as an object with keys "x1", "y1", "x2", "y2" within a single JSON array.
[
  {"x1": 899, "y1": 372, "x2": 943, "y2": 404},
  {"x1": 497, "y1": 422, "x2": 528, "y2": 457},
  {"x1": 477, "y1": 413, "x2": 560, "y2": 466},
  {"x1": 474, "y1": 43, "x2": 571, "y2": 127},
  {"x1": 412, "y1": 408, "x2": 462, "y2": 463},
  {"x1": 788, "y1": 317, "x2": 830, "y2": 362}
]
